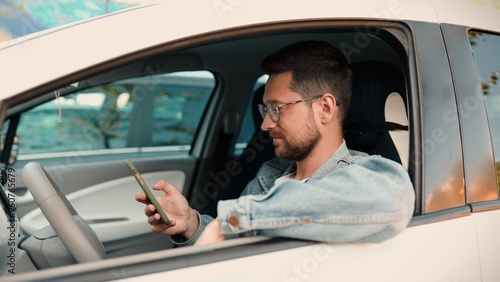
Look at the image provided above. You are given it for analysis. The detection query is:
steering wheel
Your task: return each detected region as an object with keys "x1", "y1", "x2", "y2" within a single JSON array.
[{"x1": 22, "y1": 162, "x2": 106, "y2": 263}]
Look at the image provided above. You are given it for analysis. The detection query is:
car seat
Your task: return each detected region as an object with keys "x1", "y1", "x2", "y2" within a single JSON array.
[{"x1": 344, "y1": 61, "x2": 409, "y2": 167}]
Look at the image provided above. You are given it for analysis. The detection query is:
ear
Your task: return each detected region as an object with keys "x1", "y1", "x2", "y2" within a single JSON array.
[{"x1": 317, "y1": 93, "x2": 337, "y2": 123}]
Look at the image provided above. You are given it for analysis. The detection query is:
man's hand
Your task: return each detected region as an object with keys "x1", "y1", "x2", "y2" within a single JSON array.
[
  {"x1": 135, "y1": 180, "x2": 199, "y2": 240},
  {"x1": 194, "y1": 218, "x2": 225, "y2": 246}
]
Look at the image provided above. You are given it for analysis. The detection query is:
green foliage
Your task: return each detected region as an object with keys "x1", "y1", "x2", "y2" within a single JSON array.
[{"x1": 469, "y1": 31, "x2": 499, "y2": 95}]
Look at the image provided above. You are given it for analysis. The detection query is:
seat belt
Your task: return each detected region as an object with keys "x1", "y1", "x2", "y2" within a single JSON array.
[{"x1": 344, "y1": 121, "x2": 408, "y2": 134}]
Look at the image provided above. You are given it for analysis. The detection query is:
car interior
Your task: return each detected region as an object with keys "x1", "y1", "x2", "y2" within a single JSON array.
[{"x1": 0, "y1": 24, "x2": 412, "y2": 275}]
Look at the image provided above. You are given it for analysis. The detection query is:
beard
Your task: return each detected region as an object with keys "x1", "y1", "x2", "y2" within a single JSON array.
[{"x1": 272, "y1": 119, "x2": 322, "y2": 162}]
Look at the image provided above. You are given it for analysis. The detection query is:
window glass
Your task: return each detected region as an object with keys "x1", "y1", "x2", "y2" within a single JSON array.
[
  {"x1": 470, "y1": 31, "x2": 500, "y2": 189},
  {"x1": 13, "y1": 71, "x2": 215, "y2": 158}
]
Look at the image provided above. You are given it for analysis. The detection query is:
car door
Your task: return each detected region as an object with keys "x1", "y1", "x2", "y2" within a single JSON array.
[
  {"x1": 3, "y1": 1, "x2": 500, "y2": 280},
  {"x1": 2, "y1": 68, "x2": 217, "y2": 257}
]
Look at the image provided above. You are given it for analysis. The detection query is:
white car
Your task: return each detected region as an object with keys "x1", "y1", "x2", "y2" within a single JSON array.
[{"x1": 0, "y1": 0, "x2": 500, "y2": 281}]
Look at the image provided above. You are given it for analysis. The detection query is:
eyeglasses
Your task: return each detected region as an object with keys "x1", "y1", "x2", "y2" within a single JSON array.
[{"x1": 258, "y1": 95, "x2": 324, "y2": 122}]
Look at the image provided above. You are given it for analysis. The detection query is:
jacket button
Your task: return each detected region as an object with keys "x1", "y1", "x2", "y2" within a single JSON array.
[{"x1": 229, "y1": 211, "x2": 239, "y2": 228}]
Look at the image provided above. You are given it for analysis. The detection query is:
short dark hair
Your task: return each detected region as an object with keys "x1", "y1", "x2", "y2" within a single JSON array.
[{"x1": 261, "y1": 40, "x2": 352, "y2": 123}]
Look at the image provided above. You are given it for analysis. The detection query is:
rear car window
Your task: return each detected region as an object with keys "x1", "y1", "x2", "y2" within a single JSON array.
[{"x1": 470, "y1": 31, "x2": 500, "y2": 189}]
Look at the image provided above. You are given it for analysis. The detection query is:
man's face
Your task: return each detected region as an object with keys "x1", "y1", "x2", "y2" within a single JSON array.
[{"x1": 261, "y1": 72, "x2": 322, "y2": 161}]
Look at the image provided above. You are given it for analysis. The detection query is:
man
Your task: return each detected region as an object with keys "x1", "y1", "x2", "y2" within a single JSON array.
[{"x1": 136, "y1": 40, "x2": 415, "y2": 246}]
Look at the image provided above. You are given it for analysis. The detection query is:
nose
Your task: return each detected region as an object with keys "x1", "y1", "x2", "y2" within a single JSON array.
[{"x1": 260, "y1": 112, "x2": 276, "y2": 131}]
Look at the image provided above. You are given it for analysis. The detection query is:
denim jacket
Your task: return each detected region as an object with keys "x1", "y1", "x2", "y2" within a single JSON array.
[{"x1": 173, "y1": 140, "x2": 415, "y2": 245}]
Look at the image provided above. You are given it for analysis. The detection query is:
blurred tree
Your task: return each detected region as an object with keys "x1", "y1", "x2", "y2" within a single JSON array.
[
  {"x1": 0, "y1": 0, "x2": 137, "y2": 42},
  {"x1": 469, "y1": 31, "x2": 499, "y2": 95},
  {"x1": 74, "y1": 85, "x2": 130, "y2": 149}
]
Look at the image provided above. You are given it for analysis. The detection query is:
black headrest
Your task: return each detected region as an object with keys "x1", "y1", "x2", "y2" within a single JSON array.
[{"x1": 344, "y1": 61, "x2": 405, "y2": 161}]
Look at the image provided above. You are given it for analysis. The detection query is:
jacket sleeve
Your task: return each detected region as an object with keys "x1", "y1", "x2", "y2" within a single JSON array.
[{"x1": 216, "y1": 155, "x2": 415, "y2": 244}]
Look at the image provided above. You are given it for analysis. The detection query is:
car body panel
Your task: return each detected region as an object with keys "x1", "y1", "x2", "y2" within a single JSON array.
[
  {"x1": 160, "y1": 217, "x2": 480, "y2": 281},
  {"x1": 431, "y1": 0, "x2": 500, "y2": 32},
  {"x1": 12, "y1": 216, "x2": 480, "y2": 282},
  {"x1": 1, "y1": 1, "x2": 498, "y2": 99},
  {"x1": 0, "y1": 0, "x2": 446, "y2": 99},
  {"x1": 472, "y1": 208, "x2": 500, "y2": 281}
]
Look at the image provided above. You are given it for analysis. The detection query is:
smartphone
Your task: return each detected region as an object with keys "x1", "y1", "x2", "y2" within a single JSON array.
[{"x1": 126, "y1": 160, "x2": 170, "y2": 225}]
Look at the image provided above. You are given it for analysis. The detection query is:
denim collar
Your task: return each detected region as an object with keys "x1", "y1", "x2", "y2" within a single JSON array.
[{"x1": 308, "y1": 139, "x2": 352, "y2": 182}]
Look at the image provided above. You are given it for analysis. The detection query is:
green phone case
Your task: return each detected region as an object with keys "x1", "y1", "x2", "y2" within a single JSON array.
[{"x1": 126, "y1": 160, "x2": 170, "y2": 225}]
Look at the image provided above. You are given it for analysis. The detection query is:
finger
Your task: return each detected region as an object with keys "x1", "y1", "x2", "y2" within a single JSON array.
[
  {"x1": 147, "y1": 213, "x2": 160, "y2": 224},
  {"x1": 168, "y1": 219, "x2": 176, "y2": 227},
  {"x1": 144, "y1": 204, "x2": 156, "y2": 216},
  {"x1": 148, "y1": 212, "x2": 176, "y2": 226},
  {"x1": 148, "y1": 216, "x2": 176, "y2": 233},
  {"x1": 147, "y1": 213, "x2": 165, "y2": 228},
  {"x1": 149, "y1": 223, "x2": 167, "y2": 234},
  {"x1": 135, "y1": 192, "x2": 150, "y2": 204}
]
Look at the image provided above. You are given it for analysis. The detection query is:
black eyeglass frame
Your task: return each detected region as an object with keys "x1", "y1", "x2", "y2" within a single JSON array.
[{"x1": 258, "y1": 95, "x2": 324, "y2": 122}]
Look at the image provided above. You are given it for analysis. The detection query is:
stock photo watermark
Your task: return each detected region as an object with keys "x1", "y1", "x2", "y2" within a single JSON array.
[
  {"x1": 281, "y1": 245, "x2": 334, "y2": 282},
  {"x1": 5, "y1": 168, "x2": 17, "y2": 274},
  {"x1": 213, "y1": 0, "x2": 245, "y2": 20}
]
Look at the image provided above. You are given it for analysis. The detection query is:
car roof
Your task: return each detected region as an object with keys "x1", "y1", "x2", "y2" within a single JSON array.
[{"x1": 0, "y1": 0, "x2": 498, "y2": 100}]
